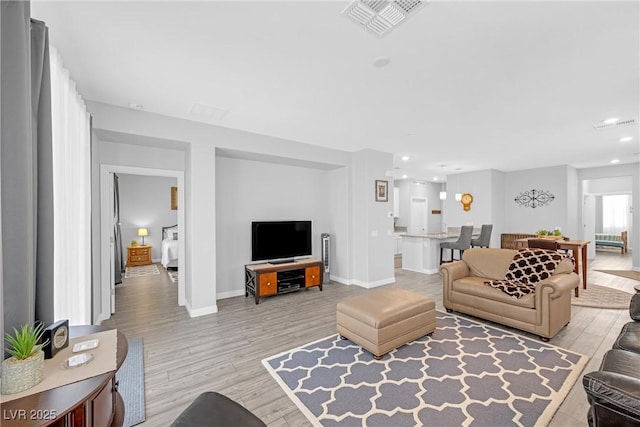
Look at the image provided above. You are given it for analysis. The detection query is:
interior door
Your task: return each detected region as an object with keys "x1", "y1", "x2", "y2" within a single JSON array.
[
  {"x1": 583, "y1": 194, "x2": 596, "y2": 259},
  {"x1": 409, "y1": 197, "x2": 428, "y2": 234}
]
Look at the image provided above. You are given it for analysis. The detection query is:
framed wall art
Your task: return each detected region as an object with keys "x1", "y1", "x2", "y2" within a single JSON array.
[
  {"x1": 375, "y1": 180, "x2": 388, "y2": 202},
  {"x1": 171, "y1": 186, "x2": 178, "y2": 210}
]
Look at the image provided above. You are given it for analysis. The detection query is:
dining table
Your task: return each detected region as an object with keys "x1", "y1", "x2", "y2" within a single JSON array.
[{"x1": 515, "y1": 238, "x2": 591, "y2": 297}]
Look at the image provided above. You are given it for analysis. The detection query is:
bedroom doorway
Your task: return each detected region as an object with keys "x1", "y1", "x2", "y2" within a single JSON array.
[
  {"x1": 581, "y1": 176, "x2": 634, "y2": 266},
  {"x1": 99, "y1": 165, "x2": 185, "y2": 322}
]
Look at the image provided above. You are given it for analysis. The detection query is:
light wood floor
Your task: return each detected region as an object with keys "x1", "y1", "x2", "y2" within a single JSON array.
[{"x1": 103, "y1": 251, "x2": 637, "y2": 427}]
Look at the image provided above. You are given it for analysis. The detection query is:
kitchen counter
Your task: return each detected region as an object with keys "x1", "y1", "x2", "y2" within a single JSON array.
[{"x1": 402, "y1": 230, "x2": 479, "y2": 274}]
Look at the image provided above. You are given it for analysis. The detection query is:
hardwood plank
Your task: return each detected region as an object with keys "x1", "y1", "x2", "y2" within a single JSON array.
[{"x1": 102, "y1": 254, "x2": 637, "y2": 426}]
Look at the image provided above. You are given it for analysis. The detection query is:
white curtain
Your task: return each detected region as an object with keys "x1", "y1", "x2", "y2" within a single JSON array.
[
  {"x1": 602, "y1": 194, "x2": 630, "y2": 234},
  {"x1": 50, "y1": 46, "x2": 91, "y2": 325}
]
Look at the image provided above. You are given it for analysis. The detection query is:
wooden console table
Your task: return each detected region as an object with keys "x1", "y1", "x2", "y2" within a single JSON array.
[
  {"x1": 245, "y1": 259, "x2": 323, "y2": 304},
  {"x1": 1, "y1": 326, "x2": 128, "y2": 427}
]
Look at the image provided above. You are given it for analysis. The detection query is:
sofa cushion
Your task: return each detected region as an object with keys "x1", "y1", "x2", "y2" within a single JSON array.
[
  {"x1": 554, "y1": 257, "x2": 575, "y2": 275},
  {"x1": 613, "y1": 322, "x2": 640, "y2": 354},
  {"x1": 453, "y1": 277, "x2": 535, "y2": 309},
  {"x1": 462, "y1": 248, "x2": 518, "y2": 280}
]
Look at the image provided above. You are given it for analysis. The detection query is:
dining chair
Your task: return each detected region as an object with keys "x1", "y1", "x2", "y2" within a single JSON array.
[
  {"x1": 471, "y1": 224, "x2": 493, "y2": 248},
  {"x1": 527, "y1": 239, "x2": 560, "y2": 251},
  {"x1": 440, "y1": 225, "x2": 474, "y2": 264}
]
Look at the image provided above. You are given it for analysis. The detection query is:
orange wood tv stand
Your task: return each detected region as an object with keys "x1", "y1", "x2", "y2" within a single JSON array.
[{"x1": 244, "y1": 259, "x2": 322, "y2": 304}]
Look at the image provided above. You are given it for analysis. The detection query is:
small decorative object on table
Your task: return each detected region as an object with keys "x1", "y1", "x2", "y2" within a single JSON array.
[
  {"x1": 1, "y1": 322, "x2": 49, "y2": 394},
  {"x1": 42, "y1": 319, "x2": 69, "y2": 359},
  {"x1": 536, "y1": 227, "x2": 563, "y2": 240}
]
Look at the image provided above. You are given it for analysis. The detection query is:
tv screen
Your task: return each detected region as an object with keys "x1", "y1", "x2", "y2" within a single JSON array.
[{"x1": 251, "y1": 221, "x2": 312, "y2": 262}]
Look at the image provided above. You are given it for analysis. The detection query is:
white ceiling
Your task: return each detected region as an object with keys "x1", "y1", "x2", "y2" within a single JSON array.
[{"x1": 31, "y1": 1, "x2": 639, "y2": 181}]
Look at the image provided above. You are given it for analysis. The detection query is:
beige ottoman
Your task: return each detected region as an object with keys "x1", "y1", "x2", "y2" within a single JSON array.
[{"x1": 336, "y1": 288, "x2": 436, "y2": 359}]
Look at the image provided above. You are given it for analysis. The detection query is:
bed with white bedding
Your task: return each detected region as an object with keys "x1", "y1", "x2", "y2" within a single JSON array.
[{"x1": 161, "y1": 225, "x2": 179, "y2": 268}]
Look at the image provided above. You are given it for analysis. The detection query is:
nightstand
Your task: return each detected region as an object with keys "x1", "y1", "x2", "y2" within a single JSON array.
[{"x1": 126, "y1": 245, "x2": 152, "y2": 267}]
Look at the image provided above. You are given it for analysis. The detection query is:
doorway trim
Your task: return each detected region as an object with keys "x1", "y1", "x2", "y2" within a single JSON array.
[
  {"x1": 409, "y1": 196, "x2": 429, "y2": 234},
  {"x1": 98, "y1": 164, "x2": 185, "y2": 323}
]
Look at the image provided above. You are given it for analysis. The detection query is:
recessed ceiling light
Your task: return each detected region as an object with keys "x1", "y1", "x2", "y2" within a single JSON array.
[
  {"x1": 619, "y1": 137, "x2": 633, "y2": 142},
  {"x1": 610, "y1": 159, "x2": 620, "y2": 164},
  {"x1": 433, "y1": 177, "x2": 439, "y2": 181},
  {"x1": 401, "y1": 155, "x2": 410, "y2": 161},
  {"x1": 603, "y1": 117, "x2": 620, "y2": 124},
  {"x1": 373, "y1": 56, "x2": 391, "y2": 68},
  {"x1": 402, "y1": 174, "x2": 408, "y2": 179},
  {"x1": 128, "y1": 103, "x2": 144, "y2": 110}
]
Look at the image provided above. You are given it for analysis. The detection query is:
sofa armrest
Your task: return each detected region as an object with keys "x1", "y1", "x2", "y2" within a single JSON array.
[
  {"x1": 439, "y1": 261, "x2": 470, "y2": 284},
  {"x1": 535, "y1": 272, "x2": 579, "y2": 298},
  {"x1": 439, "y1": 261, "x2": 470, "y2": 309},
  {"x1": 583, "y1": 371, "x2": 640, "y2": 421}
]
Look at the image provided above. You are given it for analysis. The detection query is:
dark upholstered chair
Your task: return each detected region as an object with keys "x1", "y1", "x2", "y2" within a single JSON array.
[
  {"x1": 582, "y1": 288, "x2": 640, "y2": 427},
  {"x1": 440, "y1": 225, "x2": 473, "y2": 264},
  {"x1": 171, "y1": 392, "x2": 266, "y2": 427},
  {"x1": 527, "y1": 238, "x2": 560, "y2": 251},
  {"x1": 471, "y1": 224, "x2": 493, "y2": 248}
]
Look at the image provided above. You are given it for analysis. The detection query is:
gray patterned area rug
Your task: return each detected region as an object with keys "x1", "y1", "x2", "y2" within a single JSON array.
[
  {"x1": 116, "y1": 337, "x2": 146, "y2": 427},
  {"x1": 263, "y1": 312, "x2": 588, "y2": 427}
]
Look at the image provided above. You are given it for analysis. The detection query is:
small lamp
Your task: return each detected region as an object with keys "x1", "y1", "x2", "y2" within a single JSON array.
[{"x1": 137, "y1": 228, "x2": 148, "y2": 245}]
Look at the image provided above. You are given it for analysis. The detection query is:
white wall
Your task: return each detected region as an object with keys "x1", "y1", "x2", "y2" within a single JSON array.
[
  {"x1": 187, "y1": 143, "x2": 217, "y2": 315},
  {"x1": 349, "y1": 149, "x2": 395, "y2": 287},
  {"x1": 504, "y1": 166, "x2": 571, "y2": 235},
  {"x1": 98, "y1": 139, "x2": 186, "y2": 171},
  {"x1": 394, "y1": 180, "x2": 442, "y2": 233},
  {"x1": 215, "y1": 156, "x2": 331, "y2": 297},
  {"x1": 328, "y1": 167, "x2": 350, "y2": 282},
  {"x1": 118, "y1": 174, "x2": 178, "y2": 260},
  {"x1": 585, "y1": 176, "x2": 633, "y2": 194},
  {"x1": 445, "y1": 170, "x2": 494, "y2": 229}
]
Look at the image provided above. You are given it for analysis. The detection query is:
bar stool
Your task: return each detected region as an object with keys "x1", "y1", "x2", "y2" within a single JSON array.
[
  {"x1": 471, "y1": 224, "x2": 493, "y2": 248},
  {"x1": 440, "y1": 225, "x2": 473, "y2": 264}
]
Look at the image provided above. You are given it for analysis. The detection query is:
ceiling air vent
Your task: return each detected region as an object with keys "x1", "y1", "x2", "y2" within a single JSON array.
[
  {"x1": 592, "y1": 118, "x2": 637, "y2": 130},
  {"x1": 342, "y1": 0, "x2": 426, "y2": 38}
]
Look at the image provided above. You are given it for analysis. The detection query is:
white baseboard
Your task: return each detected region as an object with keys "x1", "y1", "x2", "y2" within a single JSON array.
[
  {"x1": 329, "y1": 275, "x2": 396, "y2": 288},
  {"x1": 94, "y1": 311, "x2": 110, "y2": 325},
  {"x1": 217, "y1": 289, "x2": 246, "y2": 300},
  {"x1": 185, "y1": 301, "x2": 218, "y2": 317},
  {"x1": 330, "y1": 275, "x2": 351, "y2": 285},
  {"x1": 402, "y1": 266, "x2": 439, "y2": 275},
  {"x1": 351, "y1": 277, "x2": 396, "y2": 289}
]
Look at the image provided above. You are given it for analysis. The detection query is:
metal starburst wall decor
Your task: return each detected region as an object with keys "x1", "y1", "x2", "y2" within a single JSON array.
[{"x1": 514, "y1": 189, "x2": 555, "y2": 208}]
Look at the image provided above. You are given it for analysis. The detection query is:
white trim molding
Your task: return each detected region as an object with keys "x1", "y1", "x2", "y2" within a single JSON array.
[{"x1": 99, "y1": 164, "x2": 185, "y2": 322}]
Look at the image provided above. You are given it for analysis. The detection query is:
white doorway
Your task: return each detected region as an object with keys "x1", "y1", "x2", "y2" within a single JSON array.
[
  {"x1": 583, "y1": 194, "x2": 596, "y2": 259},
  {"x1": 99, "y1": 165, "x2": 185, "y2": 323},
  {"x1": 409, "y1": 197, "x2": 428, "y2": 234},
  {"x1": 582, "y1": 176, "x2": 634, "y2": 263}
]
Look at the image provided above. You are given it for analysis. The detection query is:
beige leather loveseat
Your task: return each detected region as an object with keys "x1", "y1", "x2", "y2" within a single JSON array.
[{"x1": 439, "y1": 248, "x2": 579, "y2": 340}]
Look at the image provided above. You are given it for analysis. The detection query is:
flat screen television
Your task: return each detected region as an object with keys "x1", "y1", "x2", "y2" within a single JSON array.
[{"x1": 251, "y1": 220, "x2": 312, "y2": 263}]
